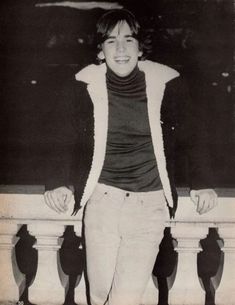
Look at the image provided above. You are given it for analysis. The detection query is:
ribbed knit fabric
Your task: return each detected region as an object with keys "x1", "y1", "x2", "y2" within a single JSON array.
[{"x1": 98, "y1": 66, "x2": 162, "y2": 192}]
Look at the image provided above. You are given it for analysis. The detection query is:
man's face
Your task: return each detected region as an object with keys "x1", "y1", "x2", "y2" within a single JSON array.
[{"x1": 99, "y1": 21, "x2": 142, "y2": 77}]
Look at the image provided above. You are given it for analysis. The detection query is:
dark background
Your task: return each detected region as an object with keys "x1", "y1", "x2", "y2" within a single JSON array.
[
  {"x1": 0, "y1": 2, "x2": 233, "y2": 305},
  {"x1": 0, "y1": 0, "x2": 234, "y2": 187}
]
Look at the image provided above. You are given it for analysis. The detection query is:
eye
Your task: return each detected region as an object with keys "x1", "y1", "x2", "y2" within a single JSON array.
[
  {"x1": 106, "y1": 38, "x2": 115, "y2": 44},
  {"x1": 126, "y1": 37, "x2": 135, "y2": 42}
]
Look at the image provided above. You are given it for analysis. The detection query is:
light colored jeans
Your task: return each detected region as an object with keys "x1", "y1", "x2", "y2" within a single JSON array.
[{"x1": 84, "y1": 183, "x2": 168, "y2": 305}]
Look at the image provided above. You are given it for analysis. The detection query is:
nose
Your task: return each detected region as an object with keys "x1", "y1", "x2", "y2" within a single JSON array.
[{"x1": 116, "y1": 40, "x2": 125, "y2": 52}]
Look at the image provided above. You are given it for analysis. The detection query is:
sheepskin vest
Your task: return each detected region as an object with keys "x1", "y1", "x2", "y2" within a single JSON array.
[{"x1": 75, "y1": 60, "x2": 179, "y2": 209}]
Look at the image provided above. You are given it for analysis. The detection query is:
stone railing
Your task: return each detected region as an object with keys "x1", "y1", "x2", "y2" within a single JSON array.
[{"x1": 0, "y1": 186, "x2": 234, "y2": 305}]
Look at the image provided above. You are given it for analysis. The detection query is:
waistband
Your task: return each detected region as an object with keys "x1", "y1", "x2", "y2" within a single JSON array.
[{"x1": 95, "y1": 183, "x2": 165, "y2": 200}]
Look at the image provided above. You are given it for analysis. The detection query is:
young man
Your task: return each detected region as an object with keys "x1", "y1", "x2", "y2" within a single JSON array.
[{"x1": 44, "y1": 9, "x2": 217, "y2": 305}]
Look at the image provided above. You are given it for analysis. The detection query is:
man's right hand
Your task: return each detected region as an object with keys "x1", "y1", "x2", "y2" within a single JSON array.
[{"x1": 44, "y1": 186, "x2": 73, "y2": 214}]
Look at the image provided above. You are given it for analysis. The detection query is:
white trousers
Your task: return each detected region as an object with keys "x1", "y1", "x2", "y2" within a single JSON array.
[{"x1": 84, "y1": 183, "x2": 168, "y2": 305}]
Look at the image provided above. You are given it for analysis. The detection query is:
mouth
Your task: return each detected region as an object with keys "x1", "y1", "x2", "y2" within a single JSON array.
[{"x1": 114, "y1": 56, "x2": 130, "y2": 64}]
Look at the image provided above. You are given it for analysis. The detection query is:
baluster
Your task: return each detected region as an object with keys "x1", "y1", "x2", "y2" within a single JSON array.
[
  {"x1": 215, "y1": 226, "x2": 235, "y2": 305},
  {"x1": 168, "y1": 225, "x2": 208, "y2": 305},
  {"x1": 74, "y1": 222, "x2": 87, "y2": 305},
  {"x1": 0, "y1": 223, "x2": 25, "y2": 302},
  {"x1": 28, "y1": 223, "x2": 69, "y2": 305}
]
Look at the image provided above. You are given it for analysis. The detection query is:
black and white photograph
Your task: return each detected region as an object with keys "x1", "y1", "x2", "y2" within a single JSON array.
[{"x1": 0, "y1": 1, "x2": 234, "y2": 305}]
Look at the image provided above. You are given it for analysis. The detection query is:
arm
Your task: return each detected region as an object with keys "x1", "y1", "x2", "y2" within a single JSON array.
[
  {"x1": 44, "y1": 80, "x2": 79, "y2": 190},
  {"x1": 44, "y1": 80, "x2": 93, "y2": 213},
  {"x1": 165, "y1": 76, "x2": 217, "y2": 214},
  {"x1": 181, "y1": 77, "x2": 218, "y2": 213}
]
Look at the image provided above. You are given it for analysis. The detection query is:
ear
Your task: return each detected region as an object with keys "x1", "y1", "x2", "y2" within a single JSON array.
[
  {"x1": 138, "y1": 50, "x2": 143, "y2": 58},
  {"x1": 97, "y1": 50, "x2": 105, "y2": 60}
]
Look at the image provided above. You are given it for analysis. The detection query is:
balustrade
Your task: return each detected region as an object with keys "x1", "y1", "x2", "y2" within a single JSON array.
[
  {"x1": 0, "y1": 222, "x2": 25, "y2": 303},
  {"x1": 215, "y1": 226, "x2": 235, "y2": 305},
  {"x1": 27, "y1": 223, "x2": 68, "y2": 305},
  {"x1": 0, "y1": 186, "x2": 234, "y2": 305}
]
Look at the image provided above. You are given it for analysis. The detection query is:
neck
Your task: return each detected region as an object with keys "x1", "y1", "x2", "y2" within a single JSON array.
[
  {"x1": 106, "y1": 65, "x2": 139, "y2": 83},
  {"x1": 106, "y1": 64, "x2": 146, "y2": 98}
]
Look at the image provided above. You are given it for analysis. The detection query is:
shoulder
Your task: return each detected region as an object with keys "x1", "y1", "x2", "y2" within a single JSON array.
[
  {"x1": 165, "y1": 74, "x2": 190, "y2": 98},
  {"x1": 75, "y1": 63, "x2": 106, "y2": 85},
  {"x1": 57, "y1": 77, "x2": 89, "y2": 104},
  {"x1": 139, "y1": 60, "x2": 179, "y2": 84},
  {"x1": 63, "y1": 77, "x2": 88, "y2": 92}
]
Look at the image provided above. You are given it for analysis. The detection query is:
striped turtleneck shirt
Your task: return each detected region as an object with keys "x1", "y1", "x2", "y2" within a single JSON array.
[{"x1": 98, "y1": 65, "x2": 162, "y2": 192}]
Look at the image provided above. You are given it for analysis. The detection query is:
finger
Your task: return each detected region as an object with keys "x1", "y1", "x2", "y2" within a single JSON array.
[
  {"x1": 204, "y1": 197, "x2": 214, "y2": 213},
  {"x1": 44, "y1": 191, "x2": 53, "y2": 210},
  {"x1": 44, "y1": 191, "x2": 49, "y2": 206},
  {"x1": 54, "y1": 190, "x2": 67, "y2": 212},
  {"x1": 198, "y1": 193, "x2": 209, "y2": 214},
  {"x1": 53, "y1": 190, "x2": 68, "y2": 213},
  {"x1": 197, "y1": 196, "x2": 206, "y2": 214},
  {"x1": 63, "y1": 190, "x2": 72, "y2": 209},
  {"x1": 48, "y1": 191, "x2": 64, "y2": 213},
  {"x1": 206, "y1": 195, "x2": 217, "y2": 213},
  {"x1": 61, "y1": 196, "x2": 68, "y2": 211},
  {"x1": 204, "y1": 193, "x2": 217, "y2": 213},
  {"x1": 190, "y1": 190, "x2": 199, "y2": 205},
  {"x1": 47, "y1": 191, "x2": 60, "y2": 213},
  {"x1": 201, "y1": 199, "x2": 211, "y2": 214}
]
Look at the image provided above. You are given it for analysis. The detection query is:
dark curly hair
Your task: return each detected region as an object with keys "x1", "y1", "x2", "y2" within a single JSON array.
[{"x1": 96, "y1": 9, "x2": 151, "y2": 59}]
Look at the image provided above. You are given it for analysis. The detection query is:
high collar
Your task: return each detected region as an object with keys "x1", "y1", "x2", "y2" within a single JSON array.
[
  {"x1": 106, "y1": 65, "x2": 146, "y2": 98},
  {"x1": 75, "y1": 60, "x2": 179, "y2": 85},
  {"x1": 106, "y1": 65, "x2": 139, "y2": 84}
]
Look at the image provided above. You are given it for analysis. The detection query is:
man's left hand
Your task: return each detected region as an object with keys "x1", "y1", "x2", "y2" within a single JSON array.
[{"x1": 190, "y1": 189, "x2": 218, "y2": 214}]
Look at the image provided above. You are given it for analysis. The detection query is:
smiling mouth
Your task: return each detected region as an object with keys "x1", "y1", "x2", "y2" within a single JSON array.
[{"x1": 114, "y1": 57, "x2": 130, "y2": 63}]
